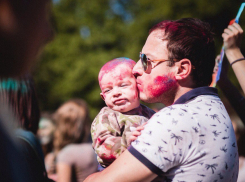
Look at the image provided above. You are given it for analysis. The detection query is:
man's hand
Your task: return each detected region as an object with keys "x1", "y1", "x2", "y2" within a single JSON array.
[{"x1": 129, "y1": 122, "x2": 147, "y2": 144}]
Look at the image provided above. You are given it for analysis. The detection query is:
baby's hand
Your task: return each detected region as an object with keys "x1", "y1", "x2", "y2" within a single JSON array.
[{"x1": 129, "y1": 122, "x2": 147, "y2": 144}]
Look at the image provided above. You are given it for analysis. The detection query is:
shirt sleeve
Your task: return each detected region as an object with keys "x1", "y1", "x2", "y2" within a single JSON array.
[
  {"x1": 91, "y1": 107, "x2": 124, "y2": 167},
  {"x1": 129, "y1": 106, "x2": 198, "y2": 174}
]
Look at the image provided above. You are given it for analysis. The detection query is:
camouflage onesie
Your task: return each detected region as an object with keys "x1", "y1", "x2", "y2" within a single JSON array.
[{"x1": 91, "y1": 104, "x2": 155, "y2": 167}]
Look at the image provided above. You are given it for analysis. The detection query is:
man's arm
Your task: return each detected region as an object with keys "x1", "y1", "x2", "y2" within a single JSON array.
[{"x1": 84, "y1": 150, "x2": 157, "y2": 182}]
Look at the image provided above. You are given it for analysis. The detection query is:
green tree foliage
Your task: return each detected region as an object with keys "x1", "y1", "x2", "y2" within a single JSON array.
[{"x1": 34, "y1": 0, "x2": 245, "y2": 118}]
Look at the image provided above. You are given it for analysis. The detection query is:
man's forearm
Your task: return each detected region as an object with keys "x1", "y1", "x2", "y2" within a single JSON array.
[{"x1": 84, "y1": 150, "x2": 157, "y2": 182}]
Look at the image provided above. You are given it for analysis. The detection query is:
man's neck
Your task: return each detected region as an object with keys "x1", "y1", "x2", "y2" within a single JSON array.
[{"x1": 163, "y1": 87, "x2": 194, "y2": 106}]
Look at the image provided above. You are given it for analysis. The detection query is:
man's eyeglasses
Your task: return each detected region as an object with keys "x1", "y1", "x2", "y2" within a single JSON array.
[{"x1": 139, "y1": 52, "x2": 178, "y2": 72}]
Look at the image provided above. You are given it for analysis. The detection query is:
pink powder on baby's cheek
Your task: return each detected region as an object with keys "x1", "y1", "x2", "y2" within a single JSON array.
[{"x1": 147, "y1": 73, "x2": 177, "y2": 97}]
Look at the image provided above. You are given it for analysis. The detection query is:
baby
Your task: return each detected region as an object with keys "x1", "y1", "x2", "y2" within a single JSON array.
[{"x1": 91, "y1": 57, "x2": 155, "y2": 168}]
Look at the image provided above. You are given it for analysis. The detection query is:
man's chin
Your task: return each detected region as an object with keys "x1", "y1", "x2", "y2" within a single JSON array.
[{"x1": 139, "y1": 93, "x2": 154, "y2": 103}]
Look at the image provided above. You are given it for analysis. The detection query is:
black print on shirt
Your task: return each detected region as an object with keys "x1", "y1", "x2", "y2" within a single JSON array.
[
  {"x1": 205, "y1": 164, "x2": 218, "y2": 174},
  {"x1": 212, "y1": 130, "x2": 221, "y2": 137},
  {"x1": 157, "y1": 121, "x2": 162, "y2": 125},
  {"x1": 222, "y1": 136, "x2": 229, "y2": 140},
  {"x1": 197, "y1": 174, "x2": 205, "y2": 177},
  {"x1": 181, "y1": 108, "x2": 187, "y2": 112},
  {"x1": 158, "y1": 146, "x2": 166, "y2": 153},
  {"x1": 169, "y1": 106, "x2": 176, "y2": 110},
  {"x1": 220, "y1": 145, "x2": 228, "y2": 153},
  {"x1": 213, "y1": 155, "x2": 219, "y2": 159},
  {"x1": 218, "y1": 173, "x2": 224, "y2": 179},
  {"x1": 225, "y1": 163, "x2": 228, "y2": 170},
  {"x1": 144, "y1": 142, "x2": 151, "y2": 146},
  {"x1": 171, "y1": 133, "x2": 183, "y2": 145},
  {"x1": 181, "y1": 130, "x2": 188, "y2": 133},
  {"x1": 192, "y1": 127, "x2": 199, "y2": 133},
  {"x1": 172, "y1": 119, "x2": 178, "y2": 125},
  {"x1": 210, "y1": 114, "x2": 221, "y2": 123},
  {"x1": 164, "y1": 157, "x2": 173, "y2": 162}
]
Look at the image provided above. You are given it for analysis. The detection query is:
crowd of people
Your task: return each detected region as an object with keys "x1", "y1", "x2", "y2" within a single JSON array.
[{"x1": 0, "y1": 0, "x2": 245, "y2": 182}]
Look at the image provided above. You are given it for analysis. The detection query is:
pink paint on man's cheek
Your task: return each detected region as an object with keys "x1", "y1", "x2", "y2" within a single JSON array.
[{"x1": 147, "y1": 73, "x2": 177, "y2": 97}]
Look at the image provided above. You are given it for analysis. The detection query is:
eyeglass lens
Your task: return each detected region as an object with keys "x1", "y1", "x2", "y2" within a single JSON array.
[{"x1": 140, "y1": 53, "x2": 148, "y2": 71}]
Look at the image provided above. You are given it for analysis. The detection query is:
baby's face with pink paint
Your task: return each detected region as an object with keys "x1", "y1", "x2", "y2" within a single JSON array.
[{"x1": 99, "y1": 63, "x2": 140, "y2": 113}]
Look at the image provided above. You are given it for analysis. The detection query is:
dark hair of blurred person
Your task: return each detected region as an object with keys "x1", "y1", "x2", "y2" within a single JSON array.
[
  {"x1": 48, "y1": 98, "x2": 98, "y2": 182},
  {"x1": 0, "y1": 0, "x2": 54, "y2": 181},
  {"x1": 0, "y1": 76, "x2": 40, "y2": 134},
  {"x1": 0, "y1": 75, "x2": 53, "y2": 182}
]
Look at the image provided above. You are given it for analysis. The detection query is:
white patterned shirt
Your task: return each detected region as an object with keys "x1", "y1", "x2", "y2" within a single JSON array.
[{"x1": 129, "y1": 87, "x2": 239, "y2": 182}]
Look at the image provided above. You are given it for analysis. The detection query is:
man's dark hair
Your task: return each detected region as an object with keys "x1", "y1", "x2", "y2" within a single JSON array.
[{"x1": 150, "y1": 18, "x2": 215, "y2": 87}]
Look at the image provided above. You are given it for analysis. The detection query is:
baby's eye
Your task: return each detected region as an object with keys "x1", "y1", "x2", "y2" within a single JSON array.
[
  {"x1": 103, "y1": 89, "x2": 111, "y2": 93},
  {"x1": 121, "y1": 83, "x2": 129, "y2": 87}
]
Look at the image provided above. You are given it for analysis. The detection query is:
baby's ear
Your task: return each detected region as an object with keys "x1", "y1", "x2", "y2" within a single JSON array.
[{"x1": 100, "y1": 93, "x2": 105, "y2": 101}]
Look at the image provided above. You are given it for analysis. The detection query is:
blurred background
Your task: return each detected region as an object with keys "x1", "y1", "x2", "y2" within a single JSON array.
[{"x1": 33, "y1": 0, "x2": 245, "y2": 118}]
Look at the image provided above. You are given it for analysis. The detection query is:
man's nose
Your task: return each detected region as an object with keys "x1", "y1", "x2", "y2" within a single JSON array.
[{"x1": 132, "y1": 60, "x2": 143, "y2": 78}]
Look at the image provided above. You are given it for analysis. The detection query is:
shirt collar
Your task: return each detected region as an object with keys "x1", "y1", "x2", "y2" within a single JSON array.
[{"x1": 173, "y1": 86, "x2": 218, "y2": 105}]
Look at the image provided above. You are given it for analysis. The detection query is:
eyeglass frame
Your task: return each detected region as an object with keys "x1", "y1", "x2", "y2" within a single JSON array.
[{"x1": 139, "y1": 52, "x2": 179, "y2": 72}]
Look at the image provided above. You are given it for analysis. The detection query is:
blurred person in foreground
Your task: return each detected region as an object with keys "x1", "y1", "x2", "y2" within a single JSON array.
[
  {"x1": 85, "y1": 18, "x2": 238, "y2": 182},
  {"x1": 48, "y1": 99, "x2": 98, "y2": 182},
  {"x1": 0, "y1": 0, "x2": 53, "y2": 181},
  {"x1": 0, "y1": 76, "x2": 52, "y2": 182}
]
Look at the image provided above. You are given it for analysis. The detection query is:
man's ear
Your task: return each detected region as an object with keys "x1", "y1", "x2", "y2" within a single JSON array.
[
  {"x1": 174, "y1": 58, "x2": 192, "y2": 81},
  {"x1": 100, "y1": 93, "x2": 105, "y2": 101}
]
